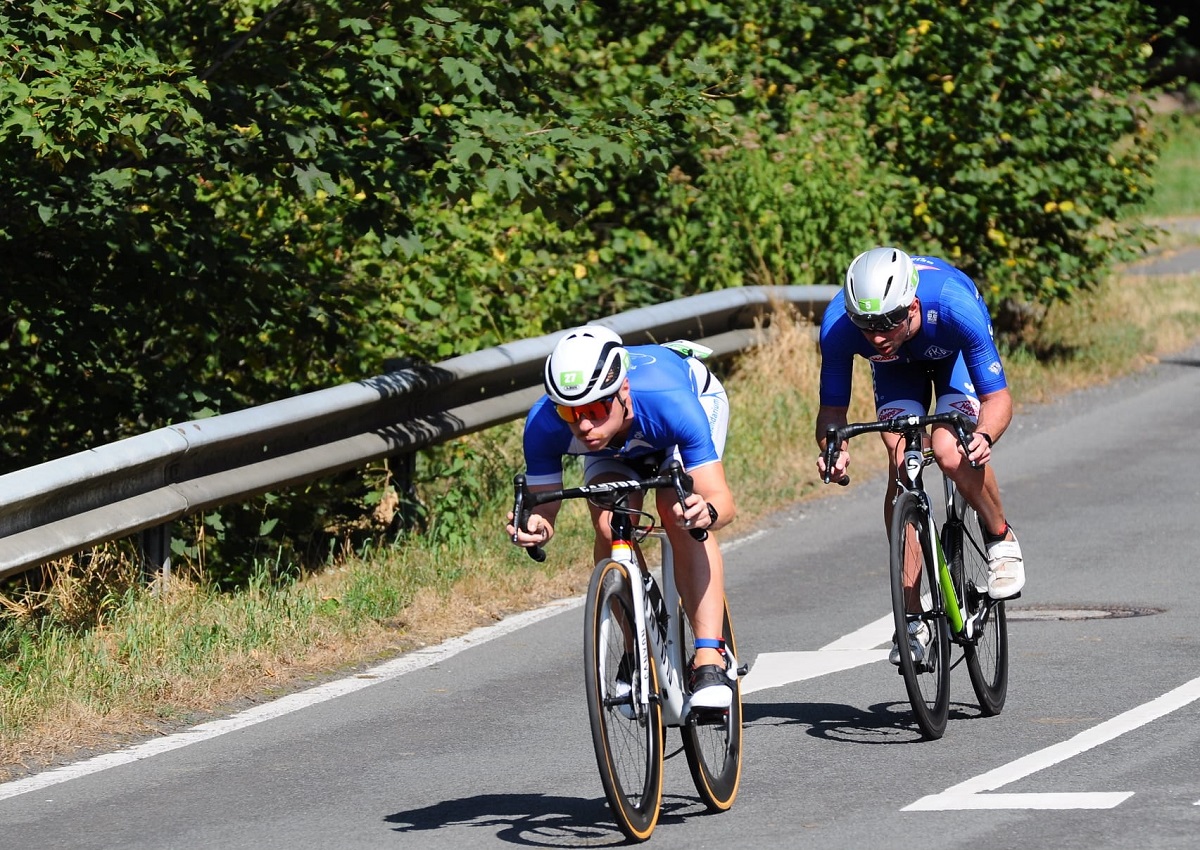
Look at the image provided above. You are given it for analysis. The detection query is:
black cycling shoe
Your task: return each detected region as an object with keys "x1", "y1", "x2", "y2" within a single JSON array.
[{"x1": 688, "y1": 663, "x2": 733, "y2": 710}]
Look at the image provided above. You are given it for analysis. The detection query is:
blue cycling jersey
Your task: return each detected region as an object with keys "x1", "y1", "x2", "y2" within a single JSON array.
[
  {"x1": 818, "y1": 255, "x2": 1007, "y2": 408},
  {"x1": 523, "y1": 345, "x2": 720, "y2": 486}
]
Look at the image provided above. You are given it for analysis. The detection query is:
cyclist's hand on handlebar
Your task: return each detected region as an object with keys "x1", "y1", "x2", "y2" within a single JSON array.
[
  {"x1": 817, "y1": 447, "x2": 851, "y2": 485},
  {"x1": 506, "y1": 510, "x2": 553, "y2": 549},
  {"x1": 964, "y1": 431, "x2": 992, "y2": 467},
  {"x1": 673, "y1": 493, "x2": 716, "y2": 532}
]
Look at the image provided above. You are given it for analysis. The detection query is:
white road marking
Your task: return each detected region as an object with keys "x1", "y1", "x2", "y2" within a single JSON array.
[
  {"x1": 905, "y1": 674, "x2": 1200, "y2": 811},
  {"x1": 741, "y1": 614, "x2": 892, "y2": 695},
  {"x1": 0, "y1": 597, "x2": 584, "y2": 803}
]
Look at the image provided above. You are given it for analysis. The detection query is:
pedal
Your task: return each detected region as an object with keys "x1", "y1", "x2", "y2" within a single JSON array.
[{"x1": 687, "y1": 706, "x2": 730, "y2": 726}]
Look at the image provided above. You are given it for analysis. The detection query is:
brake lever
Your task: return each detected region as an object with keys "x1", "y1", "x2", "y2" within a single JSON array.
[
  {"x1": 822, "y1": 426, "x2": 850, "y2": 486},
  {"x1": 511, "y1": 474, "x2": 546, "y2": 562},
  {"x1": 667, "y1": 463, "x2": 708, "y2": 542},
  {"x1": 953, "y1": 417, "x2": 981, "y2": 470}
]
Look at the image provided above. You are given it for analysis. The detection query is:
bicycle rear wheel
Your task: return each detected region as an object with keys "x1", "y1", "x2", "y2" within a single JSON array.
[
  {"x1": 679, "y1": 598, "x2": 743, "y2": 812},
  {"x1": 583, "y1": 559, "x2": 664, "y2": 842},
  {"x1": 950, "y1": 504, "x2": 1009, "y2": 715},
  {"x1": 890, "y1": 491, "x2": 950, "y2": 740}
]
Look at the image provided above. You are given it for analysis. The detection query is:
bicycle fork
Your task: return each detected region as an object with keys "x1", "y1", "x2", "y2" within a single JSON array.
[
  {"x1": 903, "y1": 446, "x2": 967, "y2": 638},
  {"x1": 610, "y1": 537, "x2": 659, "y2": 720}
]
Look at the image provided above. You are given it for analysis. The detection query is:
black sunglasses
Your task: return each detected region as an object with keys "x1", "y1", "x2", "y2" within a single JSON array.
[{"x1": 848, "y1": 304, "x2": 910, "y2": 332}]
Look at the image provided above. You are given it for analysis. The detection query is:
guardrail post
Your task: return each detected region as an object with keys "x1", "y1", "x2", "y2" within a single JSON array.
[{"x1": 138, "y1": 523, "x2": 172, "y2": 588}]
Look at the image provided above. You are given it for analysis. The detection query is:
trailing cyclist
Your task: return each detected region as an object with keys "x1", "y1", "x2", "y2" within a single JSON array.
[
  {"x1": 814, "y1": 247, "x2": 1026, "y2": 664},
  {"x1": 506, "y1": 326, "x2": 738, "y2": 709}
]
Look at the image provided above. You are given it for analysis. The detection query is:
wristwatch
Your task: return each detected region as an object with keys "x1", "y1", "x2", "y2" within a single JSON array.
[
  {"x1": 705, "y1": 502, "x2": 719, "y2": 526},
  {"x1": 977, "y1": 431, "x2": 994, "y2": 447}
]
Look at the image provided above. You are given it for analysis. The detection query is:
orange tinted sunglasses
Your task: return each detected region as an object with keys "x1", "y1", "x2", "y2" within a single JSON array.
[{"x1": 555, "y1": 395, "x2": 616, "y2": 423}]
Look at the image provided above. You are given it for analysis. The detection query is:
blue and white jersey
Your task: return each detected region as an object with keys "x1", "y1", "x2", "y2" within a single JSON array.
[
  {"x1": 523, "y1": 345, "x2": 721, "y2": 487},
  {"x1": 818, "y1": 255, "x2": 1007, "y2": 408}
]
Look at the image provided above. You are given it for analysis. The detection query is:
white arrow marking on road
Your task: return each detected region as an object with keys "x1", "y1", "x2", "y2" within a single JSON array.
[
  {"x1": 739, "y1": 616, "x2": 1200, "y2": 812},
  {"x1": 905, "y1": 674, "x2": 1200, "y2": 811},
  {"x1": 741, "y1": 614, "x2": 892, "y2": 695}
]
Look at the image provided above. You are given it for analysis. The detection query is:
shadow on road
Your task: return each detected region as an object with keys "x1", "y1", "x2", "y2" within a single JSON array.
[
  {"x1": 742, "y1": 698, "x2": 991, "y2": 744},
  {"x1": 1161, "y1": 356, "x2": 1200, "y2": 368},
  {"x1": 384, "y1": 790, "x2": 711, "y2": 847}
]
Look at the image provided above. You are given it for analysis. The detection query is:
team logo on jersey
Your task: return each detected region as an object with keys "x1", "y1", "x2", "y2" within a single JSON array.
[
  {"x1": 869, "y1": 353, "x2": 900, "y2": 363},
  {"x1": 627, "y1": 351, "x2": 657, "y2": 368},
  {"x1": 989, "y1": 361, "x2": 1003, "y2": 375},
  {"x1": 924, "y1": 346, "x2": 952, "y2": 359},
  {"x1": 557, "y1": 370, "x2": 583, "y2": 388},
  {"x1": 926, "y1": 308, "x2": 938, "y2": 325}
]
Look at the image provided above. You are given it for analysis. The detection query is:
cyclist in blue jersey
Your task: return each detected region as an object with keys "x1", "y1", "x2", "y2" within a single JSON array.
[
  {"x1": 814, "y1": 247, "x2": 1025, "y2": 664},
  {"x1": 506, "y1": 326, "x2": 738, "y2": 708}
]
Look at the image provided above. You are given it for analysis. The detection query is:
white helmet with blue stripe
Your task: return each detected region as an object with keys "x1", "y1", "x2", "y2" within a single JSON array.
[{"x1": 543, "y1": 326, "x2": 628, "y2": 406}]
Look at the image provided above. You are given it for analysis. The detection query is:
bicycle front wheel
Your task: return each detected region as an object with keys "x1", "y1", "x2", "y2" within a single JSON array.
[
  {"x1": 583, "y1": 559, "x2": 664, "y2": 842},
  {"x1": 890, "y1": 491, "x2": 951, "y2": 740},
  {"x1": 679, "y1": 597, "x2": 743, "y2": 812},
  {"x1": 952, "y1": 504, "x2": 1009, "y2": 715}
]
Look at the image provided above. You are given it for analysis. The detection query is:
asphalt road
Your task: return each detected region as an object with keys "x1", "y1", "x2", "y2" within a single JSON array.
[{"x1": 1, "y1": 344, "x2": 1198, "y2": 849}]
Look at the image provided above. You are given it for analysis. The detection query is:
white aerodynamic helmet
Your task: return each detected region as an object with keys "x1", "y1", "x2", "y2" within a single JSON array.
[
  {"x1": 843, "y1": 246, "x2": 918, "y2": 331},
  {"x1": 543, "y1": 325, "x2": 628, "y2": 406}
]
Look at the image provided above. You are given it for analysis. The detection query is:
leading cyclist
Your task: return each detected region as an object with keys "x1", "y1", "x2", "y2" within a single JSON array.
[
  {"x1": 814, "y1": 247, "x2": 1025, "y2": 664},
  {"x1": 506, "y1": 326, "x2": 738, "y2": 709}
]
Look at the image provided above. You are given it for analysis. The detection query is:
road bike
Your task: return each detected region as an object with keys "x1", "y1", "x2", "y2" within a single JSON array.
[
  {"x1": 822, "y1": 412, "x2": 1009, "y2": 740},
  {"x1": 511, "y1": 462, "x2": 744, "y2": 841}
]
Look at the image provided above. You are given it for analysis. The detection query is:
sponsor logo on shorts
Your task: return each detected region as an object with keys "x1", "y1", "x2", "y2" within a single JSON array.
[
  {"x1": 950, "y1": 399, "x2": 979, "y2": 417},
  {"x1": 878, "y1": 406, "x2": 906, "y2": 420},
  {"x1": 924, "y1": 346, "x2": 951, "y2": 359}
]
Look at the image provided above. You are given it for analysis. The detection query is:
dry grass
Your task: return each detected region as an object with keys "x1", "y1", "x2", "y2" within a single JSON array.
[
  {"x1": 719, "y1": 307, "x2": 883, "y2": 518},
  {"x1": 1004, "y1": 267, "x2": 1200, "y2": 404}
]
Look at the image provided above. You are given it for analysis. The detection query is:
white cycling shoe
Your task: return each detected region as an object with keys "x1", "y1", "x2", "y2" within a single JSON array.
[
  {"x1": 986, "y1": 533, "x2": 1025, "y2": 599},
  {"x1": 889, "y1": 620, "x2": 932, "y2": 666}
]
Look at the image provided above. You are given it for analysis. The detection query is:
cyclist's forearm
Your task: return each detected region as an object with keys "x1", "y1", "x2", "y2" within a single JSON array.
[
  {"x1": 815, "y1": 405, "x2": 849, "y2": 448},
  {"x1": 682, "y1": 463, "x2": 736, "y2": 531},
  {"x1": 975, "y1": 389, "x2": 1013, "y2": 444},
  {"x1": 528, "y1": 485, "x2": 562, "y2": 529}
]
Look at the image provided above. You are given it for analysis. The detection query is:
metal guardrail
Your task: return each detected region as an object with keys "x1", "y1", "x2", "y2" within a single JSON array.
[{"x1": 0, "y1": 285, "x2": 837, "y2": 580}]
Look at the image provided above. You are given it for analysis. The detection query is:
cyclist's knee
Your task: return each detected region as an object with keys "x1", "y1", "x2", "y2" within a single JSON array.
[
  {"x1": 931, "y1": 428, "x2": 967, "y2": 473},
  {"x1": 592, "y1": 515, "x2": 615, "y2": 543}
]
